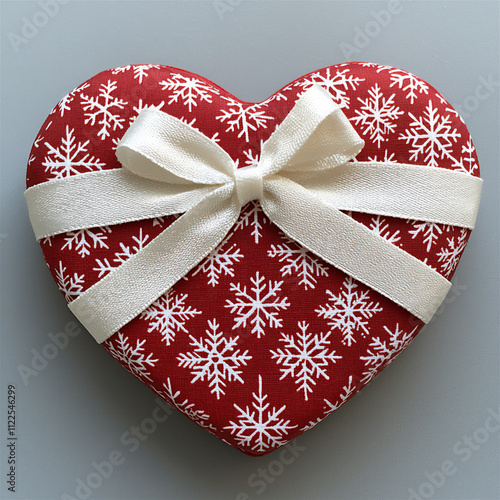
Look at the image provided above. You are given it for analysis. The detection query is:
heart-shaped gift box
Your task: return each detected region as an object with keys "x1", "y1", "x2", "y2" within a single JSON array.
[{"x1": 25, "y1": 62, "x2": 482, "y2": 456}]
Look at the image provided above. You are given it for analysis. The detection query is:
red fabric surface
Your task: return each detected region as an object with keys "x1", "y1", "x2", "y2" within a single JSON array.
[{"x1": 26, "y1": 63, "x2": 480, "y2": 456}]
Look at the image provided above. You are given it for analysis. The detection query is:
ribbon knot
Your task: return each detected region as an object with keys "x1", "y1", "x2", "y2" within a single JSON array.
[
  {"x1": 25, "y1": 84, "x2": 482, "y2": 344},
  {"x1": 234, "y1": 165, "x2": 264, "y2": 207}
]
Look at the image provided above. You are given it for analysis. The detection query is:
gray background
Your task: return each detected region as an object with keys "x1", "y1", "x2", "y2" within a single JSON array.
[{"x1": 1, "y1": 1, "x2": 499, "y2": 499}]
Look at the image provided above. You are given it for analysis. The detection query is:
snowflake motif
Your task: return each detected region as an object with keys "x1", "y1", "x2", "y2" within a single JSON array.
[
  {"x1": 61, "y1": 227, "x2": 111, "y2": 258},
  {"x1": 234, "y1": 201, "x2": 267, "y2": 244},
  {"x1": 360, "y1": 324, "x2": 417, "y2": 384},
  {"x1": 55, "y1": 261, "x2": 84, "y2": 302},
  {"x1": 224, "y1": 375, "x2": 297, "y2": 453},
  {"x1": 323, "y1": 375, "x2": 358, "y2": 415},
  {"x1": 268, "y1": 236, "x2": 328, "y2": 290},
  {"x1": 242, "y1": 139, "x2": 264, "y2": 168},
  {"x1": 52, "y1": 82, "x2": 90, "y2": 117},
  {"x1": 177, "y1": 319, "x2": 251, "y2": 400},
  {"x1": 107, "y1": 332, "x2": 158, "y2": 383},
  {"x1": 301, "y1": 375, "x2": 358, "y2": 431},
  {"x1": 140, "y1": 290, "x2": 201, "y2": 345},
  {"x1": 387, "y1": 69, "x2": 429, "y2": 104},
  {"x1": 408, "y1": 221, "x2": 450, "y2": 252},
  {"x1": 129, "y1": 99, "x2": 165, "y2": 124},
  {"x1": 451, "y1": 139, "x2": 479, "y2": 175},
  {"x1": 191, "y1": 232, "x2": 243, "y2": 286},
  {"x1": 366, "y1": 150, "x2": 397, "y2": 163},
  {"x1": 155, "y1": 378, "x2": 216, "y2": 431},
  {"x1": 350, "y1": 84, "x2": 404, "y2": 147},
  {"x1": 225, "y1": 271, "x2": 290, "y2": 338},
  {"x1": 42, "y1": 126, "x2": 105, "y2": 179},
  {"x1": 437, "y1": 229, "x2": 468, "y2": 278},
  {"x1": 261, "y1": 92, "x2": 288, "y2": 105},
  {"x1": 159, "y1": 73, "x2": 220, "y2": 112},
  {"x1": 271, "y1": 322, "x2": 342, "y2": 401},
  {"x1": 216, "y1": 97, "x2": 273, "y2": 142},
  {"x1": 80, "y1": 80, "x2": 127, "y2": 140},
  {"x1": 33, "y1": 134, "x2": 44, "y2": 148},
  {"x1": 398, "y1": 100, "x2": 461, "y2": 167},
  {"x1": 111, "y1": 64, "x2": 160, "y2": 84},
  {"x1": 93, "y1": 229, "x2": 150, "y2": 278},
  {"x1": 316, "y1": 276, "x2": 383, "y2": 346},
  {"x1": 28, "y1": 154, "x2": 36, "y2": 165},
  {"x1": 294, "y1": 68, "x2": 365, "y2": 108},
  {"x1": 368, "y1": 215, "x2": 401, "y2": 245}
]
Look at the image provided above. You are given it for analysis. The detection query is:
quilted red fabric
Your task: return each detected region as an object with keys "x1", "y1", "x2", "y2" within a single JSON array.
[{"x1": 26, "y1": 63, "x2": 480, "y2": 456}]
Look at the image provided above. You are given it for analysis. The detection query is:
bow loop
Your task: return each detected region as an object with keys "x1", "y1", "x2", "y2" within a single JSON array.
[
  {"x1": 117, "y1": 108, "x2": 234, "y2": 185},
  {"x1": 259, "y1": 85, "x2": 365, "y2": 176}
]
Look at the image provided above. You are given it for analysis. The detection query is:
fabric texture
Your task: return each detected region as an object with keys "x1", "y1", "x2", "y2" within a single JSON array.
[{"x1": 26, "y1": 62, "x2": 481, "y2": 456}]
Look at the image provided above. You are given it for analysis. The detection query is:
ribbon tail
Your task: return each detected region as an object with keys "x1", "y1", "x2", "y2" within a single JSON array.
[
  {"x1": 285, "y1": 161, "x2": 483, "y2": 229},
  {"x1": 69, "y1": 184, "x2": 240, "y2": 343},
  {"x1": 25, "y1": 169, "x2": 217, "y2": 239},
  {"x1": 261, "y1": 176, "x2": 451, "y2": 324}
]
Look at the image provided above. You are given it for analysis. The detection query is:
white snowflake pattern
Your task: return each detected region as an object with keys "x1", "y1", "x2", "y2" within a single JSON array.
[
  {"x1": 225, "y1": 271, "x2": 290, "y2": 338},
  {"x1": 129, "y1": 99, "x2": 165, "y2": 124},
  {"x1": 42, "y1": 126, "x2": 105, "y2": 179},
  {"x1": 316, "y1": 276, "x2": 383, "y2": 346},
  {"x1": 271, "y1": 321, "x2": 342, "y2": 400},
  {"x1": 55, "y1": 261, "x2": 85, "y2": 302},
  {"x1": 216, "y1": 97, "x2": 273, "y2": 142},
  {"x1": 107, "y1": 332, "x2": 158, "y2": 382},
  {"x1": 368, "y1": 215, "x2": 401, "y2": 245},
  {"x1": 398, "y1": 100, "x2": 461, "y2": 167},
  {"x1": 224, "y1": 375, "x2": 297, "y2": 453},
  {"x1": 323, "y1": 375, "x2": 358, "y2": 415},
  {"x1": 140, "y1": 290, "x2": 201, "y2": 345},
  {"x1": 294, "y1": 68, "x2": 365, "y2": 108},
  {"x1": 387, "y1": 69, "x2": 429, "y2": 104},
  {"x1": 159, "y1": 73, "x2": 220, "y2": 112},
  {"x1": 408, "y1": 221, "x2": 450, "y2": 252},
  {"x1": 61, "y1": 227, "x2": 111, "y2": 258},
  {"x1": 177, "y1": 319, "x2": 251, "y2": 400},
  {"x1": 360, "y1": 324, "x2": 417, "y2": 384},
  {"x1": 93, "y1": 229, "x2": 150, "y2": 278},
  {"x1": 366, "y1": 150, "x2": 397, "y2": 163},
  {"x1": 268, "y1": 236, "x2": 329, "y2": 290},
  {"x1": 451, "y1": 139, "x2": 479, "y2": 175},
  {"x1": 111, "y1": 64, "x2": 160, "y2": 84},
  {"x1": 234, "y1": 201, "x2": 267, "y2": 244},
  {"x1": 155, "y1": 377, "x2": 216, "y2": 431},
  {"x1": 436, "y1": 228, "x2": 468, "y2": 278},
  {"x1": 80, "y1": 80, "x2": 127, "y2": 140},
  {"x1": 191, "y1": 233, "x2": 243, "y2": 287},
  {"x1": 54, "y1": 82, "x2": 90, "y2": 117},
  {"x1": 242, "y1": 139, "x2": 264, "y2": 168},
  {"x1": 350, "y1": 84, "x2": 403, "y2": 147}
]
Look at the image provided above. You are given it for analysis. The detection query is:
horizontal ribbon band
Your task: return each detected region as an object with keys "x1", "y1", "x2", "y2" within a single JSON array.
[{"x1": 25, "y1": 85, "x2": 482, "y2": 343}]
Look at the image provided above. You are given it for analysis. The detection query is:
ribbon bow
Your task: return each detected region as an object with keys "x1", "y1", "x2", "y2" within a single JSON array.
[{"x1": 25, "y1": 85, "x2": 482, "y2": 343}]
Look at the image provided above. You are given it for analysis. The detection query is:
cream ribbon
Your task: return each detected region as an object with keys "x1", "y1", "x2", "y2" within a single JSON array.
[{"x1": 25, "y1": 85, "x2": 482, "y2": 343}]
